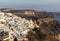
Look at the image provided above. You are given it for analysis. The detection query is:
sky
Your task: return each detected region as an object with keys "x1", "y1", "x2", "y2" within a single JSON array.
[{"x1": 0, "y1": 0, "x2": 60, "y2": 12}]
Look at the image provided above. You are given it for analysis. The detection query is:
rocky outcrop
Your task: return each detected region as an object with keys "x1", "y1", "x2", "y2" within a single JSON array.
[
  {"x1": 27, "y1": 17, "x2": 60, "y2": 41},
  {"x1": 0, "y1": 9, "x2": 60, "y2": 41}
]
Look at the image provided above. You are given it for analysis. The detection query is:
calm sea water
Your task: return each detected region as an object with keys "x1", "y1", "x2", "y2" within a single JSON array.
[{"x1": 55, "y1": 16, "x2": 60, "y2": 21}]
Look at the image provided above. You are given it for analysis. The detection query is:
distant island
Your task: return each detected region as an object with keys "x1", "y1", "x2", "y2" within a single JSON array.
[{"x1": 0, "y1": 8, "x2": 60, "y2": 16}]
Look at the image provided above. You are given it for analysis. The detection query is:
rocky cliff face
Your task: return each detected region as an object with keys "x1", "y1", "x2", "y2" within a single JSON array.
[
  {"x1": 0, "y1": 9, "x2": 60, "y2": 41},
  {"x1": 27, "y1": 17, "x2": 60, "y2": 41}
]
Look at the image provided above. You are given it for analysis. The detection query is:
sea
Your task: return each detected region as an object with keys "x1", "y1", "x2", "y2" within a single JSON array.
[{"x1": 55, "y1": 16, "x2": 60, "y2": 21}]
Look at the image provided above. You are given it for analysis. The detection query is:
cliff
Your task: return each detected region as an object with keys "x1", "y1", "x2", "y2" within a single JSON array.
[
  {"x1": 0, "y1": 8, "x2": 60, "y2": 41},
  {"x1": 27, "y1": 17, "x2": 60, "y2": 41}
]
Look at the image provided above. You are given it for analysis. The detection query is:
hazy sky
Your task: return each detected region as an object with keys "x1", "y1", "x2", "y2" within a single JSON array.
[{"x1": 0, "y1": 0, "x2": 60, "y2": 12}]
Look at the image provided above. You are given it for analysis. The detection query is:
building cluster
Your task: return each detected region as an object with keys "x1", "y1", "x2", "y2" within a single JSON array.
[
  {"x1": 0, "y1": 12, "x2": 37, "y2": 41},
  {"x1": 0, "y1": 29, "x2": 9, "y2": 41}
]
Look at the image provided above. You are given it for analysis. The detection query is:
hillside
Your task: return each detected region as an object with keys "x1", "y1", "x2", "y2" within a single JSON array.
[
  {"x1": 26, "y1": 17, "x2": 60, "y2": 41},
  {"x1": 0, "y1": 12, "x2": 36, "y2": 41},
  {"x1": 0, "y1": 8, "x2": 60, "y2": 41}
]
